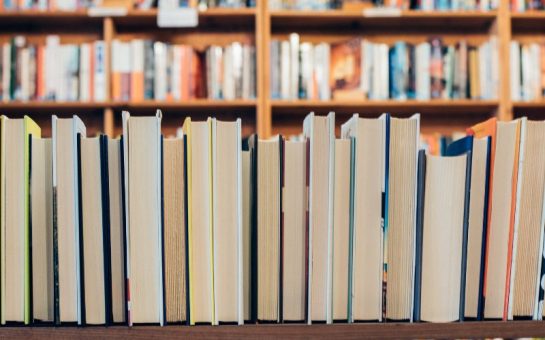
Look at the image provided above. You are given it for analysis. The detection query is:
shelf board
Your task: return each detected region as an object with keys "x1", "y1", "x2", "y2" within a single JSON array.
[
  {"x1": 2, "y1": 321, "x2": 545, "y2": 339},
  {"x1": 0, "y1": 99, "x2": 257, "y2": 114},
  {"x1": 269, "y1": 10, "x2": 497, "y2": 31},
  {"x1": 512, "y1": 100, "x2": 545, "y2": 117},
  {"x1": 270, "y1": 99, "x2": 498, "y2": 116},
  {"x1": 511, "y1": 11, "x2": 545, "y2": 31}
]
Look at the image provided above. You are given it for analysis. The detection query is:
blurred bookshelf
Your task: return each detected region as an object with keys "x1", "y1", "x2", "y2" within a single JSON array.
[{"x1": 0, "y1": 1, "x2": 541, "y2": 138}]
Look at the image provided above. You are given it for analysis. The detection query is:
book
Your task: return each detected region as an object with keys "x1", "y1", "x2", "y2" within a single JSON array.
[
  {"x1": 106, "y1": 138, "x2": 126, "y2": 324},
  {"x1": 1, "y1": 116, "x2": 40, "y2": 325},
  {"x1": 212, "y1": 119, "x2": 243, "y2": 324},
  {"x1": 416, "y1": 150, "x2": 471, "y2": 322},
  {"x1": 282, "y1": 138, "x2": 308, "y2": 322},
  {"x1": 79, "y1": 135, "x2": 112, "y2": 325},
  {"x1": 241, "y1": 146, "x2": 252, "y2": 322},
  {"x1": 250, "y1": 134, "x2": 282, "y2": 322},
  {"x1": 183, "y1": 117, "x2": 214, "y2": 325},
  {"x1": 30, "y1": 136, "x2": 54, "y2": 323},
  {"x1": 331, "y1": 138, "x2": 350, "y2": 322},
  {"x1": 329, "y1": 38, "x2": 363, "y2": 100},
  {"x1": 341, "y1": 114, "x2": 387, "y2": 322},
  {"x1": 509, "y1": 120, "x2": 545, "y2": 320},
  {"x1": 303, "y1": 112, "x2": 335, "y2": 324},
  {"x1": 52, "y1": 115, "x2": 86, "y2": 325},
  {"x1": 384, "y1": 114, "x2": 420, "y2": 321},
  {"x1": 122, "y1": 111, "x2": 164, "y2": 325},
  {"x1": 163, "y1": 136, "x2": 187, "y2": 324},
  {"x1": 483, "y1": 119, "x2": 522, "y2": 320},
  {"x1": 463, "y1": 136, "x2": 491, "y2": 320}
]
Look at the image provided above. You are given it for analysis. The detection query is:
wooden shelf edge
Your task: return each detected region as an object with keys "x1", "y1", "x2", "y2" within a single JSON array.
[
  {"x1": 0, "y1": 100, "x2": 257, "y2": 110},
  {"x1": 2, "y1": 321, "x2": 545, "y2": 339},
  {"x1": 271, "y1": 99, "x2": 499, "y2": 107},
  {"x1": 269, "y1": 9, "x2": 498, "y2": 19}
]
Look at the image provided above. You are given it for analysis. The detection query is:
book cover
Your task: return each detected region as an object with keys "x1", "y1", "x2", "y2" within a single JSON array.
[{"x1": 329, "y1": 38, "x2": 363, "y2": 100}]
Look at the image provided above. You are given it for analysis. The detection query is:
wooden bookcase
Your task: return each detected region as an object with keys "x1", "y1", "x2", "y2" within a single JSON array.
[{"x1": 0, "y1": 0, "x2": 537, "y2": 138}]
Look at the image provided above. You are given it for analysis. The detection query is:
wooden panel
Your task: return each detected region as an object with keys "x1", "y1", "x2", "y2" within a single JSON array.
[
  {"x1": 270, "y1": 10, "x2": 496, "y2": 32},
  {"x1": 3, "y1": 321, "x2": 545, "y2": 339}
]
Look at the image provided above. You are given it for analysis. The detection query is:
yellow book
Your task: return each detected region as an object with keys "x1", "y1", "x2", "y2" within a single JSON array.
[{"x1": 1, "y1": 116, "x2": 40, "y2": 325}]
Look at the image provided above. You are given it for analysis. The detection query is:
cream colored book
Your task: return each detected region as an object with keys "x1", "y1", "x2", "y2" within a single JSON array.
[
  {"x1": 183, "y1": 117, "x2": 214, "y2": 325},
  {"x1": 420, "y1": 154, "x2": 469, "y2": 323},
  {"x1": 509, "y1": 120, "x2": 545, "y2": 320},
  {"x1": 341, "y1": 114, "x2": 386, "y2": 322},
  {"x1": 122, "y1": 111, "x2": 163, "y2": 325},
  {"x1": 107, "y1": 138, "x2": 126, "y2": 324},
  {"x1": 212, "y1": 119, "x2": 243, "y2": 324},
  {"x1": 80, "y1": 135, "x2": 108, "y2": 325},
  {"x1": 163, "y1": 136, "x2": 186, "y2": 324},
  {"x1": 303, "y1": 112, "x2": 335, "y2": 324},
  {"x1": 31, "y1": 136, "x2": 54, "y2": 323},
  {"x1": 464, "y1": 136, "x2": 490, "y2": 319},
  {"x1": 484, "y1": 119, "x2": 521, "y2": 320},
  {"x1": 282, "y1": 138, "x2": 307, "y2": 322},
  {"x1": 253, "y1": 134, "x2": 281, "y2": 322},
  {"x1": 332, "y1": 138, "x2": 350, "y2": 321},
  {"x1": 52, "y1": 115, "x2": 85, "y2": 324},
  {"x1": 385, "y1": 114, "x2": 420, "y2": 321},
  {"x1": 242, "y1": 148, "x2": 251, "y2": 322},
  {"x1": 1, "y1": 116, "x2": 40, "y2": 324}
]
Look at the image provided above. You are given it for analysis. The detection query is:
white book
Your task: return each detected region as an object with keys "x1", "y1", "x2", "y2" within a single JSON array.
[
  {"x1": 2, "y1": 43, "x2": 10, "y2": 101},
  {"x1": 242, "y1": 45, "x2": 252, "y2": 100},
  {"x1": 154, "y1": 42, "x2": 167, "y2": 101},
  {"x1": 212, "y1": 119, "x2": 243, "y2": 325},
  {"x1": 478, "y1": 42, "x2": 487, "y2": 100},
  {"x1": 510, "y1": 41, "x2": 521, "y2": 102},
  {"x1": 171, "y1": 45, "x2": 182, "y2": 101},
  {"x1": 131, "y1": 39, "x2": 145, "y2": 101},
  {"x1": 379, "y1": 44, "x2": 390, "y2": 100},
  {"x1": 45, "y1": 35, "x2": 60, "y2": 100},
  {"x1": 223, "y1": 46, "x2": 234, "y2": 100},
  {"x1": 21, "y1": 48, "x2": 30, "y2": 101},
  {"x1": 522, "y1": 45, "x2": 531, "y2": 101},
  {"x1": 280, "y1": 41, "x2": 291, "y2": 100},
  {"x1": 341, "y1": 114, "x2": 387, "y2": 322},
  {"x1": 232, "y1": 42, "x2": 243, "y2": 99},
  {"x1": 300, "y1": 43, "x2": 313, "y2": 100},
  {"x1": 490, "y1": 37, "x2": 499, "y2": 100},
  {"x1": 289, "y1": 33, "x2": 300, "y2": 100},
  {"x1": 93, "y1": 41, "x2": 107, "y2": 102},
  {"x1": 52, "y1": 115, "x2": 86, "y2": 324},
  {"x1": 122, "y1": 111, "x2": 164, "y2": 325},
  {"x1": 416, "y1": 43, "x2": 431, "y2": 100},
  {"x1": 362, "y1": 40, "x2": 373, "y2": 99},
  {"x1": 79, "y1": 44, "x2": 91, "y2": 102},
  {"x1": 304, "y1": 112, "x2": 335, "y2": 324}
]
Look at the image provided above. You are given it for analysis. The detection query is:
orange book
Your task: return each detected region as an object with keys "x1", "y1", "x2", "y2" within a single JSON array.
[
  {"x1": 180, "y1": 46, "x2": 189, "y2": 101},
  {"x1": 467, "y1": 117, "x2": 497, "y2": 316},
  {"x1": 130, "y1": 40, "x2": 144, "y2": 102},
  {"x1": 112, "y1": 72, "x2": 122, "y2": 102}
]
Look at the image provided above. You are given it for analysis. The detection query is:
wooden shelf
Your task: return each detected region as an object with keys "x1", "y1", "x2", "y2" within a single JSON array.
[
  {"x1": 511, "y1": 11, "x2": 545, "y2": 31},
  {"x1": 269, "y1": 10, "x2": 497, "y2": 31},
  {"x1": 0, "y1": 99, "x2": 255, "y2": 109},
  {"x1": 0, "y1": 8, "x2": 256, "y2": 30},
  {"x1": 2, "y1": 321, "x2": 545, "y2": 339},
  {"x1": 270, "y1": 99, "x2": 499, "y2": 116}
]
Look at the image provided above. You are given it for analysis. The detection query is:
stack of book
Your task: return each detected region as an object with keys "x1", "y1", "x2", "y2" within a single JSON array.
[
  {"x1": 1, "y1": 111, "x2": 545, "y2": 327},
  {"x1": 111, "y1": 39, "x2": 256, "y2": 101},
  {"x1": 0, "y1": 36, "x2": 107, "y2": 102},
  {"x1": 510, "y1": 41, "x2": 545, "y2": 102},
  {"x1": 270, "y1": 35, "x2": 498, "y2": 101}
]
